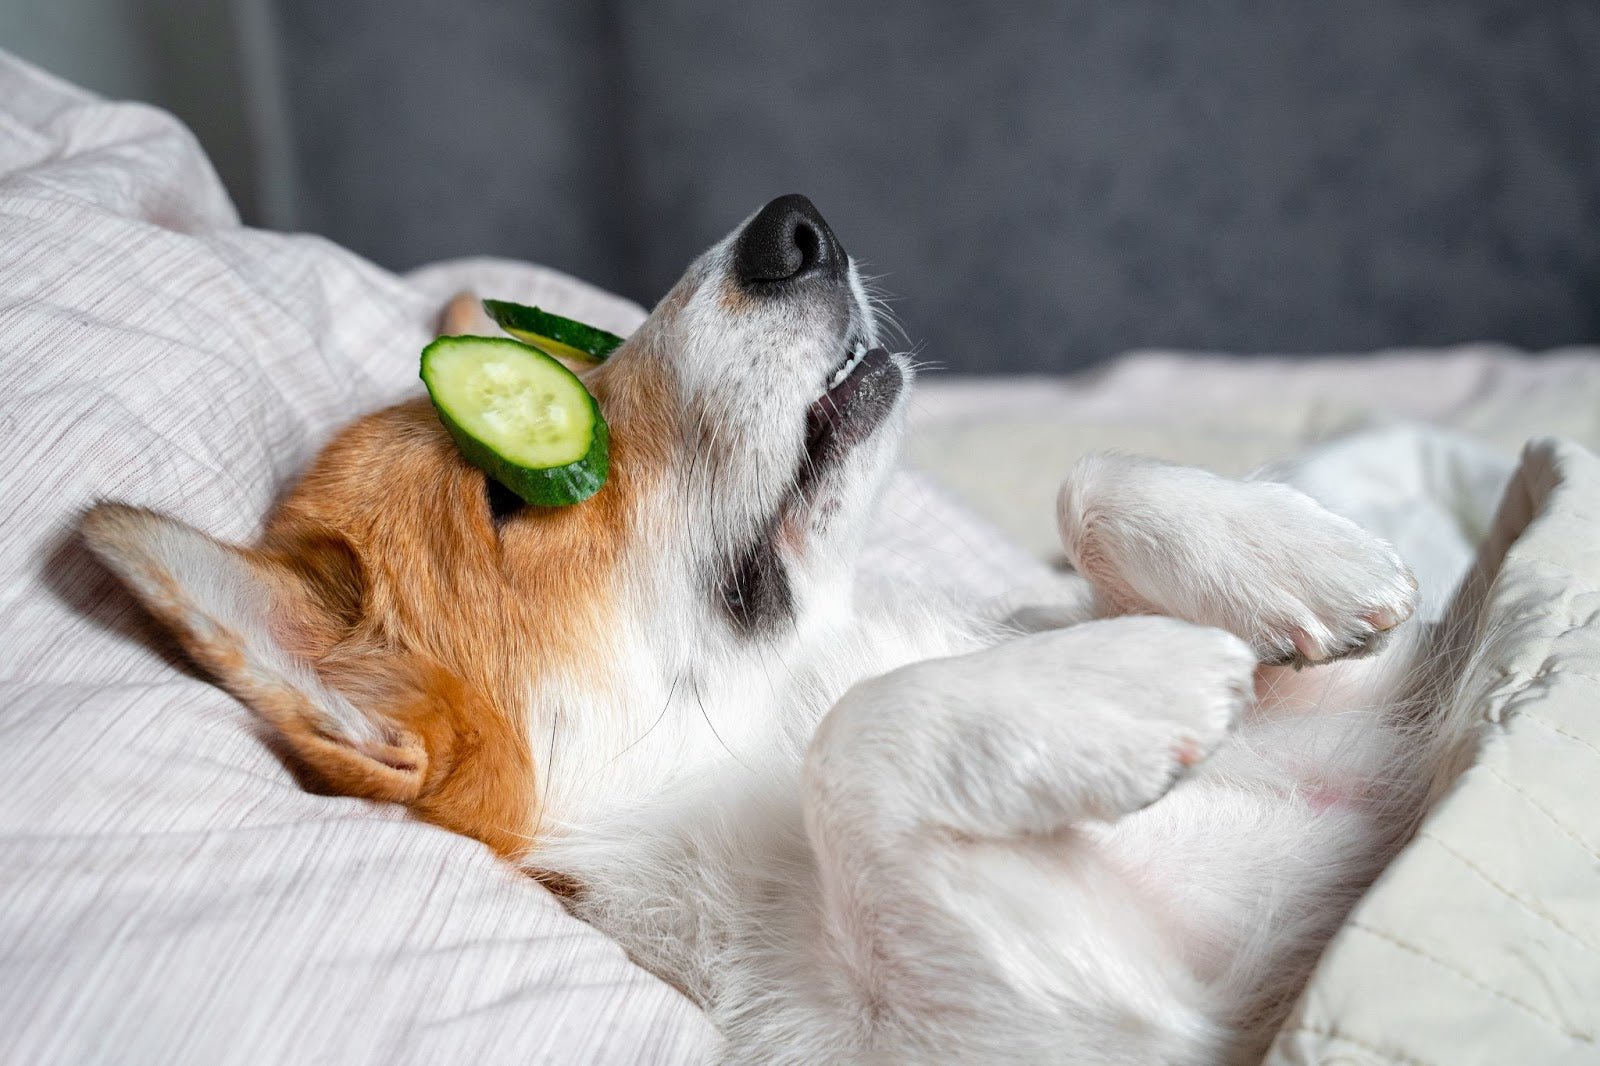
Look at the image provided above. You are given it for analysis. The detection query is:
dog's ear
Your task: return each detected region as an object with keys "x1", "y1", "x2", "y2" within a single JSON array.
[{"x1": 81, "y1": 503, "x2": 433, "y2": 803}]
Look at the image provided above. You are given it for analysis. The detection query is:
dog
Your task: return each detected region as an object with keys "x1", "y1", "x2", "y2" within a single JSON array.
[{"x1": 82, "y1": 194, "x2": 1477, "y2": 1063}]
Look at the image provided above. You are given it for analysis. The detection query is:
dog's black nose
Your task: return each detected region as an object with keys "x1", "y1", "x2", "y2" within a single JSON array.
[{"x1": 733, "y1": 194, "x2": 844, "y2": 287}]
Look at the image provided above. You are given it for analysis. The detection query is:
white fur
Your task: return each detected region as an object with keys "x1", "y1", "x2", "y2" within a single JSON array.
[
  {"x1": 520, "y1": 220, "x2": 1483, "y2": 1063},
  {"x1": 97, "y1": 212, "x2": 1506, "y2": 1063}
]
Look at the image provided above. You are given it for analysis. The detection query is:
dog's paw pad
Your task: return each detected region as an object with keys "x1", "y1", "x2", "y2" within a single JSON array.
[
  {"x1": 1171, "y1": 734, "x2": 1206, "y2": 768},
  {"x1": 1247, "y1": 511, "x2": 1419, "y2": 668},
  {"x1": 1362, "y1": 590, "x2": 1415, "y2": 634},
  {"x1": 1147, "y1": 626, "x2": 1255, "y2": 777},
  {"x1": 1290, "y1": 627, "x2": 1329, "y2": 663},
  {"x1": 1270, "y1": 617, "x2": 1396, "y2": 669}
]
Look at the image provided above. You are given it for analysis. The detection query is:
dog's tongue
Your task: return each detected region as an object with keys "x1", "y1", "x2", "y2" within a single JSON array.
[{"x1": 804, "y1": 347, "x2": 900, "y2": 467}]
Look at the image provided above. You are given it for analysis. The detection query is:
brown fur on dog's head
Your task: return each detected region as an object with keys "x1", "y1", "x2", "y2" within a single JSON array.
[
  {"x1": 84, "y1": 352, "x2": 675, "y2": 861},
  {"x1": 84, "y1": 204, "x2": 901, "y2": 866}
]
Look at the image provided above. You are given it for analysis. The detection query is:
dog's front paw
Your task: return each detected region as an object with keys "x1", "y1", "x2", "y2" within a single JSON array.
[
  {"x1": 808, "y1": 617, "x2": 1257, "y2": 839},
  {"x1": 1060, "y1": 458, "x2": 1419, "y2": 669},
  {"x1": 1235, "y1": 485, "x2": 1418, "y2": 667},
  {"x1": 987, "y1": 618, "x2": 1257, "y2": 820},
  {"x1": 1103, "y1": 618, "x2": 1258, "y2": 812}
]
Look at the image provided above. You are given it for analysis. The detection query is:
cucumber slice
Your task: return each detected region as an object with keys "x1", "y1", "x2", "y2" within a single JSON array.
[
  {"x1": 421, "y1": 335, "x2": 609, "y2": 506},
  {"x1": 482, "y1": 299, "x2": 625, "y2": 363}
]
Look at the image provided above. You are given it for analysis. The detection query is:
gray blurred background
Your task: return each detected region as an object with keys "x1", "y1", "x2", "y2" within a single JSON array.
[{"x1": 5, "y1": 0, "x2": 1598, "y2": 371}]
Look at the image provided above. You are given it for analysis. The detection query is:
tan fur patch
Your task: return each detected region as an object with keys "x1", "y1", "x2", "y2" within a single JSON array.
[
  {"x1": 86, "y1": 312, "x2": 681, "y2": 863},
  {"x1": 714, "y1": 275, "x2": 754, "y2": 315},
  {"x1": 255, "y1": 353, "x2": 674, "y2": 856}
]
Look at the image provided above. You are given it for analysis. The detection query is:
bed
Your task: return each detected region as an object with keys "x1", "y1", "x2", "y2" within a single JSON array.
[{"x1": 2, "y1": 50, "x2": 1596, "y2": 1064}]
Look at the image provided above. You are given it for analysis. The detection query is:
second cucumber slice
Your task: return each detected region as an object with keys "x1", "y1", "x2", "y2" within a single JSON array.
[
  {"x1": 482, "y1": 299, "x2": 625, "y2": 364},
  {"x1": 421, "y1": 335, "x2": 609, "y2": 506}
]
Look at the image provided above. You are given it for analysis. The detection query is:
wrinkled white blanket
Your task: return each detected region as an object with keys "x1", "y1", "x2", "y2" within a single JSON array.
[{"x1": 2, "y1": 48, "x2": 1596, "y2": 1065}]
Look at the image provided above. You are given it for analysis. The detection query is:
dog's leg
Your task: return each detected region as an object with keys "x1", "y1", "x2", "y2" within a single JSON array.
[
  {"x1": 800, "y1": 617, "x2": 1255, "y2": 1059},
  {"x1": 1265, "y1": 424, "x2": 1514, "y2": 620},
  {"x1": 1057, "y1": 454, "x2": 1418, "y2": 666}
]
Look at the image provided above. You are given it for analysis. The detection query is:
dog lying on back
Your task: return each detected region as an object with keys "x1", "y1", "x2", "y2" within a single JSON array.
[{"x1": 86, "y1": 195, "x2": 1467, "y2": 1063}]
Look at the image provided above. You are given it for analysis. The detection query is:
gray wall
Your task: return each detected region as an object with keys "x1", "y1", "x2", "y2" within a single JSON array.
[
  {"x1": 9, "y1": 2, "x2": 1600, "y2": 371},
  {"x1": 0, "y1": 0, "x2": 281, "y2": 225}
]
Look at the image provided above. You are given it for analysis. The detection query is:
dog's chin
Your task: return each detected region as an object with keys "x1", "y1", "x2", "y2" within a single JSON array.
[
  {"x1": 789, "y1": 341, "x2": 906, "y2": 542},
  {"x1": 803, "y1": 346, "x2": 903, "y2": 478},
  {"x1": 715, "y1": 345, "x2": 905, "y2": 638}
]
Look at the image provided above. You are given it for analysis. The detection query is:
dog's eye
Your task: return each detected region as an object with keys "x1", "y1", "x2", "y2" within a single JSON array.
[{"x1": 484, "y1": 477, "x2": 524, "y2": 524}]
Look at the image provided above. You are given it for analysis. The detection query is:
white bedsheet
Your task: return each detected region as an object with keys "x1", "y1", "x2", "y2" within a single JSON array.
[{"x1": 3, "y1": 47, "x2": 1597, "y2": 1065}]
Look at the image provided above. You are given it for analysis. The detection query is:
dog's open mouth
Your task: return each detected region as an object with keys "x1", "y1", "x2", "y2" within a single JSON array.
[
  {"x1": 804, "y1": 340, "x2": 901, "y2": 471},
  {"x1": 717, "y1": 327, "x2": 904, "y2": 637}
]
